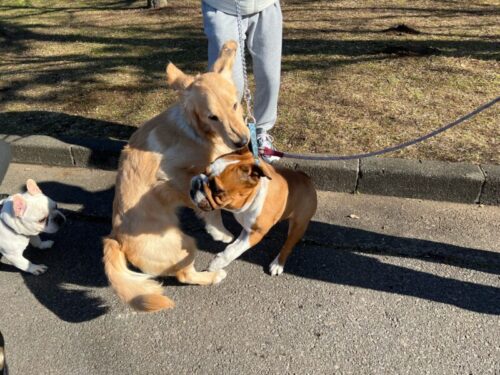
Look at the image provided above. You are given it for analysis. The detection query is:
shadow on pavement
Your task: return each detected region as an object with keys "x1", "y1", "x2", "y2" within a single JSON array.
[{"x1": 3, "y1": 179, "x2": 499, "y2": 322}]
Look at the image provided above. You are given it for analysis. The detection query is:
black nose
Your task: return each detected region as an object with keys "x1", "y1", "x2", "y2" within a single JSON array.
[
  {"x1": 54, "y1": 212, "x2": 66, "y2": 226},
  {"x1": 234, "y1": 136, "x2": 248, "y2": 148}
]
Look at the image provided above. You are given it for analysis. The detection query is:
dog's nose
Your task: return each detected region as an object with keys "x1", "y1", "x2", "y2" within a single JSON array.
[
  {"x1": 190, "y1": 176, "x2": 203, "y2": 199},
  {"x1": 234, "y1": 136, "x2": 248, "y2": 148},
  {"x1": 193, "y1": 176, "x2": 203, "y2": 191}
]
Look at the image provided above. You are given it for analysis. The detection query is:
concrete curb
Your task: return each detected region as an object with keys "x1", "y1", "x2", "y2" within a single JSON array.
[{"x1": 1, "y1": 134, "x2": 499, "y2": 205}]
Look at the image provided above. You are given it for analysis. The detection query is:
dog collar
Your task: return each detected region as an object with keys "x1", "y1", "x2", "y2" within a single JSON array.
[
  {"x1": 0, "y1": 200, "x2": 20, "y2": 235},
  {"x1": 0, "y1": 214, "x2": 18, "y2": 236}
]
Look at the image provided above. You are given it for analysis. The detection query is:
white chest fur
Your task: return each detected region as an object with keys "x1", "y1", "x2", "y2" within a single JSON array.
[{"x1": 232, "y1": 177, "x2": 269, "y2": 232}]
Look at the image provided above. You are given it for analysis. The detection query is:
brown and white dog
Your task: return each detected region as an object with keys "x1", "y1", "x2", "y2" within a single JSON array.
[
  {"x1": 190, "y1": 148, "x2": 317, "y2": 275},
  {"x1": 103, "y1": 41, "x2": 250, "y2": 312}
]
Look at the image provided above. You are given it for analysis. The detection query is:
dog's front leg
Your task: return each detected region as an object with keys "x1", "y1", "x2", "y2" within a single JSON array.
[
  {"x1": 198, "y1": 210, "x2": 234, "y2": 243},
  {"x1": 29, "y1": 235, "x2": 54, "y2": 250},
  {"x1": 1, "y1": 253, "x2": 47, "y2": 275},
  {"x1": 207, "y1": 230, "x2": 264, "y2": 271}
]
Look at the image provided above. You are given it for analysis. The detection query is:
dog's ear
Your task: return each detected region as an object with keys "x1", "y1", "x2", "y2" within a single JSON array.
[
  {"x1": 166, "y1": 63, "x2": 195, "y2": 91},
  {"x1": 251, "y1": 162, "x2": 272, "y2": 180},
  {"x1": 12, "y1": 194, "x2": 27, "y2": 217},
  {"x1": 26, "y1": 179, "x2": 42, "y2": 196},
  {"x1": 239, "y1": 162, "x2": 272, "y2": 186},
  {"x1": 211, "y1": 40, "x2": 237, "y2": 82}
]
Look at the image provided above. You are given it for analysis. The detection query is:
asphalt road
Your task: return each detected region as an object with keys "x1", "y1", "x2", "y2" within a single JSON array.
[{"x1": 0, "y1": 164, "x2": 499, "y2": 374}]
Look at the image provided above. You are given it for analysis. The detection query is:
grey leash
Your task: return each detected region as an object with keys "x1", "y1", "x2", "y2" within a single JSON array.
[
  {"x1": 234, "y1": 2, "x2": 498, "y2": 162},
  {"x1": 261, "y1": 96, "x2": 499, "y2": 161}
]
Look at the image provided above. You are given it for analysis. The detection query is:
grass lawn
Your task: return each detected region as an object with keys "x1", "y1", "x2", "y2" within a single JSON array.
[{"x1": 1, "y1": 0, "x2": 499, "y2": 163}]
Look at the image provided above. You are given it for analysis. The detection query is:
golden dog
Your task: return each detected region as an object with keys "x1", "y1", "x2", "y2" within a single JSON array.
[{"x1": 103, "y1": 41, "x2": 250, "y2": 312}]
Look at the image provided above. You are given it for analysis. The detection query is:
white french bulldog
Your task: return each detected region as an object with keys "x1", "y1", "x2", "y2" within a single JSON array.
[{"x1": 0, "y1": 179, "x2": 65, "y2": 275}]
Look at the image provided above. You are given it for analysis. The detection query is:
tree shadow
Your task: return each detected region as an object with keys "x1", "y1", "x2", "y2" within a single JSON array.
[{"x1": 1, "y1": 1, "x2": 498, "y2": 109}]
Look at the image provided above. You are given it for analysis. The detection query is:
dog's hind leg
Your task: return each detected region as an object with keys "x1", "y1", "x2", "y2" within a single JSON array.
[
  {"x1": 269, "y1": 219, "x2": 309, "y2": 276},
  {"x1": 174, "y1": 233, "x2": 227, "y2": 285},
  {"x1": 176, "y1": 262, "x2": 226, "y2": 285}
]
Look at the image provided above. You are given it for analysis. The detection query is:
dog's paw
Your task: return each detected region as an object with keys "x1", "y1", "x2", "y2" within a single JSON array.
[
  {"x1": 39, "y1": 240, "x2": 54, "y2": 249},
  {"x1": 28, "y1": 263, "x2": 48, "y2": 275},
  {"x1": 0, "y1": 256, "x2": 13, "y2": 265},
  {"x1": 207, "y1": 254, "x2": 228, "y2": 272},
  {"x1": 206, "y1": 226, "x2": 234, "y2": 243},
  {"x1": 269, "y1": 256, "x2": 284, "y2": 276},
  {"x1": 213, "y1": 269, "x2": 227, "y2": 284}
]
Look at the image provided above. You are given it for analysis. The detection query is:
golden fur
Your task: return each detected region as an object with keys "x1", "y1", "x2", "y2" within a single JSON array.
[{"x1": 103, "y1": 41, "x2": 250, "y2": 312}]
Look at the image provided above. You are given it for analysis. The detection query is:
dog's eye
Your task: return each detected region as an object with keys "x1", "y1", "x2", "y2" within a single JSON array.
[
  {"x1": 38, "y1": 217, "x2": 47, "y2": 224},
  {"x1": 208, "y1": 114, "x2": 219, "y2": 122},
  {"x1": 233, "y1": 102, "x2": 238, "y2": 111}
]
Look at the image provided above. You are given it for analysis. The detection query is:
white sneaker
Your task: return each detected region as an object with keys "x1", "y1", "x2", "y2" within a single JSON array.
[{"x1": 257, "y1": 132, "x2": 280, "y2": 163}]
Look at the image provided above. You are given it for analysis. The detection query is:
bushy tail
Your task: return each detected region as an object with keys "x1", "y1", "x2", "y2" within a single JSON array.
[
  {"x1": 0, "y1": 330, "x2": 6, "y2": 375},
  {"x1": 103, "y1": 238, "x2": 175, "y2": 312}
]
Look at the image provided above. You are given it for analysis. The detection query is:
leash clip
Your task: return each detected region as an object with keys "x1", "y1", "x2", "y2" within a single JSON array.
[{"x1": 247, "y1": 121, "x2": 260, "y2": 165}]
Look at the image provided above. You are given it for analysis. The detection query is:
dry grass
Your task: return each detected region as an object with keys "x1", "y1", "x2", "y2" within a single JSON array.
[{"x1": 1, "y1": 0, "x2": 499, "y2": 163}]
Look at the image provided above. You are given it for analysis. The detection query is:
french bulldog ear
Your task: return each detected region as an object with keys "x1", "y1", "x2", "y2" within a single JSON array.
[
  {"x1": 12, "y1": 194, "x2": 27, "y2": 217},
  {"x1": 26, "y1": 179, "x2": 42, "y2": 195},
  {"x1": 166, "y1": 62, "x2": 195, "y2": 91},
  {"x1": 211, "y1": 40, "x2": 237, "y2": 82}
]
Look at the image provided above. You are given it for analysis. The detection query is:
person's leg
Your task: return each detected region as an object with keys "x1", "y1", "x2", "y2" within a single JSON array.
[
  {"x1": 202, "y1": 1, "x2": 246, "y2": 99},
  {"x1": 246, "y1": 1, "x2": 283, "y2": 134}
]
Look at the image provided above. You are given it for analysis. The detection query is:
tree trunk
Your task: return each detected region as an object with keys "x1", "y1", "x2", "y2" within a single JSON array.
[{"x1": 147, "y1": 0, "x2": 167, "y2": 9}]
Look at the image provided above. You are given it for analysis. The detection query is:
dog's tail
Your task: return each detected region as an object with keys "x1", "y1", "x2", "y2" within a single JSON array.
[
  {"x1": 0, "y1": 330, "x2": 6, "y2": 375},
  {"x1": 103, "y1": 237, "x2": 175, "y2": 312}
]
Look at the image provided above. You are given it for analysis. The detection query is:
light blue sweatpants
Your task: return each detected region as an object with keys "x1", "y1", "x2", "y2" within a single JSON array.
[{"x1": 202, "y1": 1, "x2": 282, "y2": 133}]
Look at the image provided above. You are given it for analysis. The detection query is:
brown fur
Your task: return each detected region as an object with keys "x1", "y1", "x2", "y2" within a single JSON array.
[
  {"x1": 103, "y1": 41, "x2": 250, "y2": 312},
  {"x1": 199, "y1": 149, "x2": 317, "y2": 272}
]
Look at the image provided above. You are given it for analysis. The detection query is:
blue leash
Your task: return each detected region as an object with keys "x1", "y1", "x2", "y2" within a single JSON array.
[{"x1": 248, "y1": 122, "x2": 260, "y2": 165}]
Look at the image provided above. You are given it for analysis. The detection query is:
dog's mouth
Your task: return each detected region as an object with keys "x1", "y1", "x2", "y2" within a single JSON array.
[
  {"x1": 225, "y1": 124, "x2": 249, "y2": 150},
  {"x1": 230, "y1": 133, "x2": 248, "y2": 149},
  {"x1": 190, "y1": 175, "x2": 214, "y2": 212},
  {"x1": 43, "y1": 210, "x2": 66, "y2": 233}
]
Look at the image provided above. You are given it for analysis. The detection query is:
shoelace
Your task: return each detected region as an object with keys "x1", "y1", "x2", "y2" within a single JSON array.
[{"x1": 257, "y1": 133, "x2": 275, "y2": 149}]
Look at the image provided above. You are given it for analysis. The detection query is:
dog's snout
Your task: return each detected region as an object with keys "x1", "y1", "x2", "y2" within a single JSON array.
[
  {"x1": 234, "y1": 136, "x2": 248, "y2": 148},
  {"x1": 54, "y1": 212, "x2": 66, "y2": 226},
  {"x1": 190, "y1": 175, "x2": 206, "y2": 201},
  {"x1": 191, "y1": 175, "x2": 203, "y2": 194}
]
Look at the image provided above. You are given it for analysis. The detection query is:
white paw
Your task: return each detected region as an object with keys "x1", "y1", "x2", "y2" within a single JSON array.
[
  {"x1": 39, "y1": 240, "x2": 54, "y2": 249},
  {"x1": 207, "y1": 254, "x2": 229, "y2": 271},
  {"x1": 28, "y1": 264, "x2": 48, "y2": 275},
  {"x1": 213, "y1": 269, "x2": 227, "y2": 284},
  {"x1": 269, "y1": 256, "x2": 284, "y2": 276},
  {"x1": 206, "y1": 226, "x2": 234, "y2": 243}
]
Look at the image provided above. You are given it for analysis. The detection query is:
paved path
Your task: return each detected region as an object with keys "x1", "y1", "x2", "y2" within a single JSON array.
[{"x1": 0, "y1": 164, "x2": 499, "y2": 374}]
